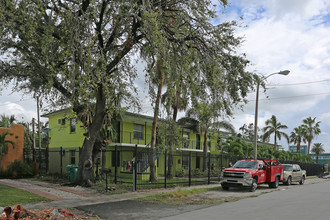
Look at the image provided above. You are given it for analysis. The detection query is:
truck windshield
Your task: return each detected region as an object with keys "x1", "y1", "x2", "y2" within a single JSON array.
[
  {"x1": 283, "y1": 165, "x2": 293, "y2": 171},
  {"x1": 232, "y1": 161, "x2": 258, "y2": 169}
]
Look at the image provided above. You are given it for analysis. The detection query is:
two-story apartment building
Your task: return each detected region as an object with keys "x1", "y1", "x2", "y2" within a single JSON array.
[{"x1": 42, "y1": 109, "x2": 223, "y2": 179}]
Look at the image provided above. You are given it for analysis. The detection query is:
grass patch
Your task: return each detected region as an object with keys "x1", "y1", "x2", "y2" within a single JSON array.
[
  {"x1": 306, "y1": 176, "x2": 318, "y2": 179},
  {"x1": 134, "y1": 186, "x2": 223, "y2": 205},
  {"x1": 0, "y1": 184, "x2": 51, "y2": 206},
  {"x1": 30, "y1": 175, "x2": 70, "y2": 185},
  {"x1": 31, "y1": 175, "x2": 131, "y2": 195},
  {"x1": 91, "y1": 180, "x2": 131, "y2": 194},
  {"x1": 118, "y1": 176, "x2": 220, "y2": 189}
]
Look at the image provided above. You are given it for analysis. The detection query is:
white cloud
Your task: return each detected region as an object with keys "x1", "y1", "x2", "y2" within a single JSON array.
[
  {"x1": 319, "y1": 113, "x2": 330, "y2": 125},
  {"x1": 0, "y1": 102, "x2": 36, "y2": 122},
  {"x1": 220, "y1": 0, "x2": 330, "y2": 151}
]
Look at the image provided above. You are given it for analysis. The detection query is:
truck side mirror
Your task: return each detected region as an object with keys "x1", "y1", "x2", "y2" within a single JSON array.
[{"x1": 263, "y1": 165, "x2": 267, "y2": 170}]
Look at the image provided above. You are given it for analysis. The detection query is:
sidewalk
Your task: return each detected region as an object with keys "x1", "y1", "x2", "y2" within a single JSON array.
[{"x1": 0, "y1": 178, "x2": 220, "y2": 210}]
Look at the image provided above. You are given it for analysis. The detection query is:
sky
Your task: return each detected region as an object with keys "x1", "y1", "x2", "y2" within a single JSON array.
[{"x1": 1, "y1": 0, "x2": 330, "y2": 151}]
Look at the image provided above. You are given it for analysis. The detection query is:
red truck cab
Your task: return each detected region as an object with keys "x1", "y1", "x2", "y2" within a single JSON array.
[{"x1": 220, "y1": 159, "x2": 284, "y2": 192}]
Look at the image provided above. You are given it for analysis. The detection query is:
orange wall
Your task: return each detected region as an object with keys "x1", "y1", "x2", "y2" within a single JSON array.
[{"x1": 0, "y1": 124, "x2": 25, "y2": 170}]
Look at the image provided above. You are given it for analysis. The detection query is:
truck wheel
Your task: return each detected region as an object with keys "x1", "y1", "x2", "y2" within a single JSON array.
[
  {"x1": 249, "y1": 179, "x2": 257, "y2": 192},
  {"x1": 221, "y1": 184, "x2": 229, "y2": 190},
  {"x1": 299, "y1": 176, "x2": 305, "y2": 185},
  {"x1": 285, "y1": 176, "x2": 292, "y2": 186},
  {"x1": 270, "y1": 176, "x2": 279, "y2": 188}
]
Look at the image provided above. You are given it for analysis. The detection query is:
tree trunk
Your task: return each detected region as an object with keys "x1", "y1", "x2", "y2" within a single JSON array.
[
  {"x1": 274, "y1": 135, "x2": 277, "y2": 150},
  {"x1": 297, "y1": 141, "x2": 301, "y2": 154},
  {"x1": 75, "y1": 84, "x2": 106, "y2": 186},
  {"x1": 203, "y1": 131, "x2": 208, "y2": 171},
  {"x1": 167, "y1": 146, "x2": 174, "y2": 178},
  {"x1": 307, "y1": 141, "x2": 311, "y2": 155},
  {"x1": 167, "y1": 106, "x2": 178, "y2": 179},
  {"x1": 150, "y1": 59, "x2": 164, "y2": 182},
  {"x1": 102, "y1": 148, "x2": 106, "y2": 170}
]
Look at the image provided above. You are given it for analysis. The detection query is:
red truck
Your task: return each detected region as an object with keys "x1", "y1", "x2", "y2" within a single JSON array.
[{"x1": 220, "y1": 159, "x2": 284, "y2": 192}]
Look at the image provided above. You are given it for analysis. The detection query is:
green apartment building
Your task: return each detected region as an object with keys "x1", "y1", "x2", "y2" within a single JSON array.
[
  {"x1": 289, "y1": 145, "x2": 329, "y2": 165},
  {"x1": 42, "y1": 109, "x2": 222, "y2": 179}
]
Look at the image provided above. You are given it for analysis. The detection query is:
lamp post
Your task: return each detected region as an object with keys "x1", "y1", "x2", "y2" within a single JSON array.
[{"x1": 253, "y1": 70, "x2": 290, "y2": 160}]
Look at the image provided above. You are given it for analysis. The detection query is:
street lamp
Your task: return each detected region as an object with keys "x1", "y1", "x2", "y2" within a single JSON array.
[{"x1": 253, "y1": 70, "x2": 290, "y2": 160}]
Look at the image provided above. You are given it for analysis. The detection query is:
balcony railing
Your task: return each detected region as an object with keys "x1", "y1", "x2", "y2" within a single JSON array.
[{"x1": 111, "y1": 131, "x2": 216, "y2": 150}]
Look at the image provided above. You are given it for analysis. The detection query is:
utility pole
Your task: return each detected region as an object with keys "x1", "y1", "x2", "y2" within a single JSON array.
[
  {"x1": 37, "y1": 96, "x2": 41, "y2": 164},
  {"x1": 32, "y1": 118, "x2": 36, "y2": 162}
]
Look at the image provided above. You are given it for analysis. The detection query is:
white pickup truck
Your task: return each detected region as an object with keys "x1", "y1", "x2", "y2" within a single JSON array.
[{"x1": 282, "y1": 164, "x2": 306, "y2": 185}]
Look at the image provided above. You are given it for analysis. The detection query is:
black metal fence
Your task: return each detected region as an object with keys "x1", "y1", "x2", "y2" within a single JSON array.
[
  {"x1": 279, "y1": 160, "x2": 325, "y2": 176},
  {"x1": 38, "y1": 147, "x2": 326, "y2": 190}
]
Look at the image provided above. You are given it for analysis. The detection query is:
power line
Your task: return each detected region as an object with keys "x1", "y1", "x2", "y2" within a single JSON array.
[
  {"x1": 268, "y1": 79, "x2": 330, "y2": 86},
  {"x1": 249, "y1": 92, "x2": 330, "y2": 101},
  {"x1": 0, "y1": 98, "x2": 33, "y2": 107}
]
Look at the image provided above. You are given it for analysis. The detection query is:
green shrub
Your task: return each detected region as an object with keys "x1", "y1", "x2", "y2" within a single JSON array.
[
  {"x1": 175, "y1": 168, "x2": 186, "y2": 177},
  {"x1": 0, "y1": 168, "x2": 9, "y2": 178},
  {"x1": 192, "y1": 168, "x2": 202, "y2": 177},
  {"x1": 6, "y1": 160, "x2": 33, "y2": 178},
  {"x1": 211, "y1": 168, "x2": 221, "y2": 177}
]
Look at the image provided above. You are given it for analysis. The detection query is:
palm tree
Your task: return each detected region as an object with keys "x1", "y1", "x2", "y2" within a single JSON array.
[
  {"x1": 0, "y1": 131, "x2": 15, "y2": 164},
  {"x1": 311, "y1": 143, "x2": 325, "y2": 163},
  {"x1": 0, "y1": 114, "x2": 17, "y2": 128},
  {"x1": 262, "y1": 115, "x2": 289, "y2": 150},
  {"x1": 290, "y1": 126, "x2": 305, "y2": 154},
  {"x1": 178, "y1": 107, "x2": 235, "y2": 171},
  {"x1": 178, "y1": 106, "x2": 213, "y2": 171},
  {"x1": 239, "y1": 123, "x2": 260, "y2": 141},
  {"x1": 302, "y1": 117, "x2": 321, "y2": 155},
  {"x1": 161, "y1": 83, "x2": 188, "y2": 178}
]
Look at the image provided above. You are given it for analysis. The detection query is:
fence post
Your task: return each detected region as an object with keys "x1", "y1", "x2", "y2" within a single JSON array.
[
  {"x1": 46, "y1": 147, "x2": 49, "y2": 173},
  {"x1": 60, "y1": 147, "x2": 63, "y2": 178},
  {"x1": 208, "y1": 152, "x2": 211, "y2": 184},
  {"x1": 115, "y1": 145, "x2": 118, "y2": 184},
  {"x1": 145, "y1": 121, "x2": 147, "y2": 145},
  {"x1": 220, "y1": 154, "x2": 223, "y2": 172},
  {"x1": 164, "y1": 149, "x2": 167, "y2": 188},
  {"x1": 134, "y1": 144, "x2": 138, "y2": 191},
  {"x1": 189, "y1": 151, "x2": 191, "y2": 187}
]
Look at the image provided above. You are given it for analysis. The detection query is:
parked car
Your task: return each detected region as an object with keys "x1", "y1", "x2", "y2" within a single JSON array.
[
  {"x1": 220, "y1": 159, "x2": 284, "y2": 192},
  {"x1": 282, "y1": 164, "x2": 306, "y2": 185}
]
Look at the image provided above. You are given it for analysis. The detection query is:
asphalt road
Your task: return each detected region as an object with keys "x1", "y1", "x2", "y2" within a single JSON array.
[
  {"x1": 161, "y1": 180, "x2": 330, "y2": 220},
  {"x1": 77, "y1": 180, "x2": 330, "y2": 220}
]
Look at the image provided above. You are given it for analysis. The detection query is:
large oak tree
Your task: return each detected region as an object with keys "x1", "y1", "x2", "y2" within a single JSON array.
[{"x1": 1, "y1": 0, "x2": 257, "y2": 184}]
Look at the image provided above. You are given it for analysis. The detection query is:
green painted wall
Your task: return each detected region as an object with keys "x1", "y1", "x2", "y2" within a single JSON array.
[
  {"x1": 47, "y1": 111, "x2": 85, "y2": 149},
  {"x1": 48, "y1": 147, "x2": 80, "y2": 175},
  {"x1": 44, "y1": 109, "x2": 223, "y2": 175}
]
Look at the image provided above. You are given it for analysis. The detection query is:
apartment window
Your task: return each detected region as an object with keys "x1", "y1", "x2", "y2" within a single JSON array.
[
  {"x1": 70, "y1": 118, "x2": 76, "y2": 133},
  {"x1": 183, "y1": 132, "x2": 189, "y2": 148},
  {"x1": 70, "y1": 150, "x2": 76, "y2": 164},
  {"x1": 196, "y1": 134, "x2": 201, "y2": 149},
  {"x1": 196, "y1": 156, "x2": 200, "y2": 169},
  {"x1": 182, "y1": 155, "x2": 189, "y2": 169},
  {"x1": 134, "y1": 124, "x2": 144, "y2": 140},
  {"x1": 112, "y1": 151, "x2": 120, "y2": 167},
  {"x1": 58, "y1": 118, "x2": 65, "y2": 125},
  {"x1": 207, "y1": 136, "x2": 211, "y2": 151}
]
